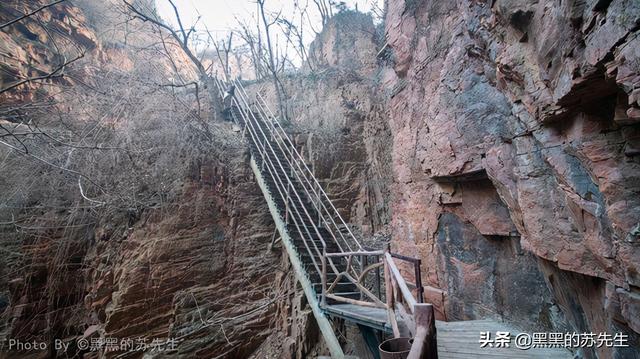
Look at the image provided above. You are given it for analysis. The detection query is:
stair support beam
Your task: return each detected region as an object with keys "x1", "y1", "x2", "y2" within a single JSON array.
[{"x1": 250, "y1": 156, "x2": 345, "y2": 359}]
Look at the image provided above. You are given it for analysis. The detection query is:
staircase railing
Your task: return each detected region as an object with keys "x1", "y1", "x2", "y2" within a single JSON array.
[
  {"x1": 216, "y1": 79, "x2": 364, "y2": 275},
  {"x1": 237, "y1": 80, "x2": 364, "y2": 255},
  {"x1": 213, "y1": 78, "x2": 341, "y2": 278},
  {"x1": 212, "y1": 77, "x2": 437, "y2": 359}
]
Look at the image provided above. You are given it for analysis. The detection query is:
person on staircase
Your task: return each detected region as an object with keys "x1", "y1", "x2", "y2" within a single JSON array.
[{"x1": 222, "y1": 84, "x2": 236, "y2": 122}]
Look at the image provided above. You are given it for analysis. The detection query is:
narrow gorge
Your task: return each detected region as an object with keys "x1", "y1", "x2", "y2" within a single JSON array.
[{"x1": 0, "y1": 0, "x2": 638, "y2": 358}]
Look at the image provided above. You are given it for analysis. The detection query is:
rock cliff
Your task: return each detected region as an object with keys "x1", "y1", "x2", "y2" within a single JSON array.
[
  {"x1": 0, "y1": 1, "x2": 286, "y2": 358},
  {"x1": 2, "y1": 1, "x2": 640, "y2": 358},
  {"x1": 382, "y1": 0, "x2": 640, "y2": 358}
]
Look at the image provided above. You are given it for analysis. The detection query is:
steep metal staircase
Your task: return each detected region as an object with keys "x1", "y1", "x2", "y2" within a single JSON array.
[
  {"x1": 213, "y1": 78, "x2": 435, "y2": 359},
  {"x1": 211, "y1": 78, "x2": 578, "y2": 359}
]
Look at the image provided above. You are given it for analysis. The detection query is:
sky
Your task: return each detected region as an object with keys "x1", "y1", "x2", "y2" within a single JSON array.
[
  {"x1": 152, "y1": 0, "x2": 384, "y2": 74},
  {"x1": 155, "y1": 0, "x2": 383, "y2": 46},
  {"x1": 156, "y1": 0, "x2": 380, "y2": 32}
]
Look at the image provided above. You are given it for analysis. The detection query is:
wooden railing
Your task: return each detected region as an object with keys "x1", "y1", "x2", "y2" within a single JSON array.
[
  {"x1": 322, "y1": 250, "x2": 385, "y2": 308},
  {"x1": 322, "y1": 248, "x2": 438, "y2": 359}
]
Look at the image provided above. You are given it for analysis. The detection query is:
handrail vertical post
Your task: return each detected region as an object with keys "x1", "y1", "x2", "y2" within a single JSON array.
[
  {"x1": 285, "y1": 181, "x2": 291, "y2": 225},
  {"x1": 415, "y1": 259, "x2": 424, "y2": 303},
  {"x1": 384, "y1": 250, "x2": 400, "y2": 338},
  {"x1": 407, "y1": 304, "x2": 437, "y2": 359},
  {"x1": 316, "y1": 181, "x2": 322, "y2": 227},
  {"x1": 361, "y1": 255, "x2": 368, "y2": 301},
  {"x1": 375, "y1": 254, "x2": 382, "y2": 299},
  {"x1": 321, "y1": 250, "x2": 327, "y2": 307}
]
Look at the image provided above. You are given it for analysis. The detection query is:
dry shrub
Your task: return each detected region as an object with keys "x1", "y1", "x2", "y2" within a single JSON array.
[{"x1": 0, "y1": 1, "x2": 243, "y2": 343}]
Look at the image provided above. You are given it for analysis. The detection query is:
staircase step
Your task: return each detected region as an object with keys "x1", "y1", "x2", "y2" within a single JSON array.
[
  {"x1": 312, "y1": 283, "x2": 360, "y2": 294},
  {"x1": 329, "y1": 291, "x2": 361, "y2": 298},
  {"x1": 295, "y1": 245, "x2": 340, "y2": 254}
]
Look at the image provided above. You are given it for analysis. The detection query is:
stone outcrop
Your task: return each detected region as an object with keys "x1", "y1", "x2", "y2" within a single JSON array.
[
  {"x1": 383, "y1": 0, "x2": 640, "y2": 357},
  {"x1": 84, "y1": 153, "x2": 281, "y2": 359}
]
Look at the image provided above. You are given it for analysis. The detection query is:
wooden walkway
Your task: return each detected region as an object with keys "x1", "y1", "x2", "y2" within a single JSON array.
[{"x1": 324, "y1": 304, "x2": 573, "y2": 359}]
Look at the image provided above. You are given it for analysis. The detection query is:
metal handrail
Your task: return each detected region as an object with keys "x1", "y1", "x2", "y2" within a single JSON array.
[
  {"x1": 236, "y1": 88, "x2": 348, "y2": 273},
  {"x1": 223, "y1": 86, "x2": 327, "y2": 277},
  {"x1": 249, "y1": 89, "x2": 354, "y2": 252},
  {"x1": 254, "y1": 89, "x2": 363, "y2": 250},
  {"x1": 235, "y1": 81, "x2": 364, "y2": 254},
  {"x1": 232, "y1": 80, "x2": 354, "y2": 256},
  {"x1": 229, "y1": 79, "x2": 368, "y2": 281},
  {"x1": 215, "y1": 78, "x2": 342, "y2": 279},
  {"x1": 214, "y1": 79, "x2": 322, "y2": 264},
  {"x1": 230, "y1": 80, "x2": 362, "y2": 278}
]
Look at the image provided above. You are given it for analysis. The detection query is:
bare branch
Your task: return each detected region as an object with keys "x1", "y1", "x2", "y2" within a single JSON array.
[
  {"x1": 0, "y1": 138, "x2": 106, "y2": 195},
  {"x1": 0, "y1": 52, "x2": 85, "y2": 95},
  {"x1": 0, "y1": 0, "x2": 67, "y2": 30},
  {"x1": 167, "y1": 0, "x2": 189, "y2": 44},
  {"x1": 0, "y1": 124, "x2": 28, "y2": 153},
  {"x1": 123, "y1": 0, "x2": 207, "y2": 78},
  {"x1": 78, "y1": 178, "x2": 105, "y2": 205}
]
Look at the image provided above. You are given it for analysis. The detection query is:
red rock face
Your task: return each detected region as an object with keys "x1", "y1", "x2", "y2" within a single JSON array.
[
  {"x1": 81, "y1": 159, "x2": 282, "y2": 358},
  {"x1": 384, "y1": 0, "x2": 640, "y2": 357},
  {"x1": 0, "y1": 2, "x2": 288, "y2": 358}
]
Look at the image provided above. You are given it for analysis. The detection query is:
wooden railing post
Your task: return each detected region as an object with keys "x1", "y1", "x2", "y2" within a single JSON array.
[
  {"x1": 384, "y1": 253, "x2": 400, "y2": 338},
  {"x1": 375, "y1": 255, "x2": 382, "y2": 299},
  {"x1": 415, "y1": 259, "x2": 424, "y2": 303},
  {"x1": 361, "y1": 255, "x2": 368, "y2": 300},
  {"x1": 407, "y1": 303, "x2": 437, "y2": 359},
  {"x1": 385, "y1": 252, "x2": 418, "y2": 312}
]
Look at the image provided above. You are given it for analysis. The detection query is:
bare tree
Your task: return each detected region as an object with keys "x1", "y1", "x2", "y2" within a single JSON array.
[
  {"x1": 123, "y1": 0, "x2": 207, "y2": 80},
  {"x1": 369, "y1": 0, "x2": 386, "y2": 24},
  {"x1": 311, "y1": 0, "x2": 334, "y2": 26},
  {"x1": 235, "y1": 18, "x2": 267, "y2": 79},
  {"x1": 122, "y1": 0, "x2": 223, "y2": 130},
  {"x1": 232, "y1": 44, "x2": 249, "y2": 79},
  {"x1": 210, "y1": 31, "x2": 234, "y2": 82},
  {"x1": 256, "y1": 0, "x2": 288, "y2": 120},
  {"x1": 276, "y1": 17, "x2": 309, "y2": 69}
]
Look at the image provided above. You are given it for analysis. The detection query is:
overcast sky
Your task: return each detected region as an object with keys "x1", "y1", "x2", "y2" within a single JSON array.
[{"x1": 155, "y1": 0, "x2": 382, "y2": 40}]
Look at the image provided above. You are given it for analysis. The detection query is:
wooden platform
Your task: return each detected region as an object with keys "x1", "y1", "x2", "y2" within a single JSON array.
[
  {"x1": 324, "y1": 304, "x2": 573, "y2": 358},
  {"x1": 324, "y1": 303, "x2": 391, "y2": 332}
]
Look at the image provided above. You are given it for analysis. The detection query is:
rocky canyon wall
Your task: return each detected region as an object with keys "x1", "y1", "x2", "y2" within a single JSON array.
[
  {"x1": 382, "y1": 0, "x2": 640, "y2": 358},
  {"x1": 254, "y1": 2, "x2": 640, "y2": 358},
  {"x1": 0, "y1": 1, "x2": 289, "y2": 358}
]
